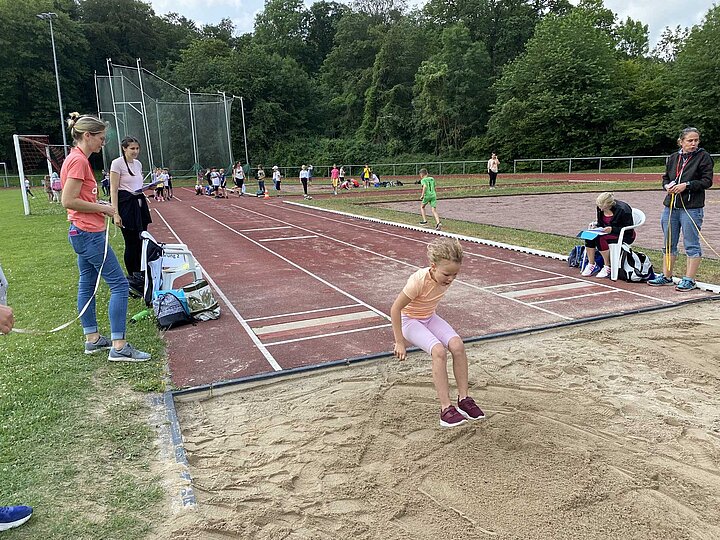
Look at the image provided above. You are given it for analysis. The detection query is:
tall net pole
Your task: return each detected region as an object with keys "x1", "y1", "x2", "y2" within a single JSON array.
[
  {"x1": 187, "y1": 89, "x2": 199, "y2": 173},
  {"x1": 222, "y1": 92, "x2": 234, "y2": 168},
  {"x1": 106, "y1": 59, "x2": 122, "y2": 157},
  {"x1": 136, "y1": 59, "x2": 154, "y2": 168},
  {"x1": 240, "y1": 97, "x2": 249, "y2": 166}
]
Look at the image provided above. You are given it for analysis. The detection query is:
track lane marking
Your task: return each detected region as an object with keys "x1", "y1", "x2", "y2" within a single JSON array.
[
  {"x1": 531, "y1": 290, "x2": 615, "y2": 305},
  {"x1": 259, "y1": 235, "x2": 318, "y2": 242},
  {"x1": 501, "y1": 282, "x2": 597, "y2": 299},
  {"x1": 245, "y1": 304, "x2": 361, "y2": 323},
  {"x1": 190, "y1": 206, "x2": 391, "y2": 322},
  {"x1": 264, "y1": 324, "x2": 392, "y2": 346},
  {"x1": 254, "y1": 311, "x2": 380, "y2": 335},
  {"x1": 229, "y1": 204, "x2": 573, "y2": 320},
  {"x1": 153, "y1": 208, "x2": 283, "y2": 372}
]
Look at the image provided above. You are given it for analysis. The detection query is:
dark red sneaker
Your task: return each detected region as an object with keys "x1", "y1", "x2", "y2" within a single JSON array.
[
  {"x1": 457, "y1": 396, "x2": 485, "y2": 420},
  {"x1": 440, "y1": 405, "x2": 468, "y2": 428}
]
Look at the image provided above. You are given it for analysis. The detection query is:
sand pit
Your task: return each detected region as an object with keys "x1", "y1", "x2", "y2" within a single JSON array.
[{"x1": 165, "y1": 300, "x2": 720, "y2": 539}]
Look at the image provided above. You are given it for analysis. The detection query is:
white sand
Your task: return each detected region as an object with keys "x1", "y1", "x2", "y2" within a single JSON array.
[{"x1": 161, "y1": 301, "x2": 720, "y2": 539}]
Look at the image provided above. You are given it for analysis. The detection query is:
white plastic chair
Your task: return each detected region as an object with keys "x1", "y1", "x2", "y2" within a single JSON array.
[
  {"x1": 140, "y1": 231, "x2": 203, "y2": 291},
  {"x1": 609, "y1": 208, "x2": 646, "y2": 281}
]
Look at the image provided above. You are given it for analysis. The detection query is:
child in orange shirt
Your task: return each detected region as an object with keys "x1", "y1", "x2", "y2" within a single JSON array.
[{"x1": 390, "y1": 238, "x2": 485, "y2": 427}]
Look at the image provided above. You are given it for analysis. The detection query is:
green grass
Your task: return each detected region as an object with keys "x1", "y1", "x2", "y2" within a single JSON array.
[{"x1": 0, "y1": 189, "x2": 166, "y2": 539}]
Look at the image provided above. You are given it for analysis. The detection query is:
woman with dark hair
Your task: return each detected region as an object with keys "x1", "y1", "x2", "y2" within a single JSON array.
[
  {"x1": 61, "y1": 114, "x2": 149, "y2": 361},
  {"x1": 648, "y1": 127, "x2": 714, "y2": 291},
  {"x1": 110, "y1": 137, "x2": 152, "y2": 290}
]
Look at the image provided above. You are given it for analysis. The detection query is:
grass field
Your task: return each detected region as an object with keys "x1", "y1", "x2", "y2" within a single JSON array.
[{"x1": 1, "y1": 175, "x2": 718, "y2": 538}]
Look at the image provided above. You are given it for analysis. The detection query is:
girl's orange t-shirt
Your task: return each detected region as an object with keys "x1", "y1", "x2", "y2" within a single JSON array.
[{"x1": 401, "y1": 268, "x2": 451, "y2": 319}]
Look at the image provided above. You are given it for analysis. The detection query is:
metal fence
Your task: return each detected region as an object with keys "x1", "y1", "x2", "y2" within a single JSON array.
[
  {"x1": 513, "y1": 154, "x2": 720, "y2": 174},
  {"x1": 272, "y1": 160, "x2": 490, "y2": 180}
]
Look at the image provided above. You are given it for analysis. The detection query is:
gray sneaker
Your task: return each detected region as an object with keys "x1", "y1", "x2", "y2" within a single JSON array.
[
  {"x1": 84, "y1": 335, "x2": 112, "y2": 355},
  {"x1": 108, "y1": 343, "x2": 151, "y2": 362}
]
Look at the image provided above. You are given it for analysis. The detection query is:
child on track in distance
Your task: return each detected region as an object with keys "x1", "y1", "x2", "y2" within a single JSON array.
[
  {"x1": 331, "y1": 164, "x2": 340, "y2": 195},
  {"x1": 390, "y1": 238, "x2": 485, "y2": 428},
  {"x1": 418, "y1": 168, "x2": 441, "y2": 230}
]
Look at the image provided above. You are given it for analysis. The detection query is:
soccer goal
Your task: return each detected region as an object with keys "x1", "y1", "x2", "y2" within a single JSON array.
[
  {"x1": 0, "y1": 162, "x2": 8, "y2": 188},
  {"x1": 12, "y1": 134, "x2": 67, "y2": 215}
]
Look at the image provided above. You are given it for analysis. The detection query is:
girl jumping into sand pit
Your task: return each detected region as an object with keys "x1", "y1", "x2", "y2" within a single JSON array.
[{"x1": 390, "y1": 237, "x2": 485, "y2": 428}]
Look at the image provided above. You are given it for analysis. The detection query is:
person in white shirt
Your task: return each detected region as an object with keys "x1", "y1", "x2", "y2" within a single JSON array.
[
  {"x1": 299, "y1": 165, "x2": 311, "y2": 200},
  {"x1": 272, "y1": 166, "x2": 282, "y2": 192},
  {"x1": 487, "y1": 153, "x2": 500, "y2": 189}
]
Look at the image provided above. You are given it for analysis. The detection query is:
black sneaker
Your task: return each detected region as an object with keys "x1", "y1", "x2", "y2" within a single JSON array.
[
  {"x1": 435, "y1": 223, "x2": 442, "y2": 230},
  {"x1": 419, "y1": 220, "x2": 428, "y2": 225}
]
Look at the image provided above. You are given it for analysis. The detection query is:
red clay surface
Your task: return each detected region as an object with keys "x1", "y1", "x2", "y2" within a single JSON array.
[
  {"x1": 380, "y1": 190, "x2": 720, "y2": 258},
  {"x1": 148, "y1": 188, "x2": 716, "y2": 389}
]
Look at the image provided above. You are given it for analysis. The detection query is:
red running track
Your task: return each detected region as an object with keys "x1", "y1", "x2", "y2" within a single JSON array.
[{"x1": 149, "y1": 188, "x2": 714, "y2": 389}]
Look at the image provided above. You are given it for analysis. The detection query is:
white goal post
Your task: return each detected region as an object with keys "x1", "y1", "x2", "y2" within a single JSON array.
[{"x1": 13, "y1": 134, "x2": 67, "y2": 215}]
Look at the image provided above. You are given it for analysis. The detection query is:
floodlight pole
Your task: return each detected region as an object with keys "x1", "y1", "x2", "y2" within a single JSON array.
[
  {"x1": 37, "y1": 12, "x2": 68, "y2": 156},
  {"x1": 240, "y1": 96, "x2": 249, "y2": 166}
]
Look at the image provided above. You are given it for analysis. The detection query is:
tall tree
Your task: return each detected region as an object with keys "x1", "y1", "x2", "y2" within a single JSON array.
[
  {"x1": 673, "y1": 5, "x2": 720, "y2": 148},
  {"x1": 487, "y1": 7, "x2": 621, "y2": 159},
  {"x1": 413, "y1": 24, "x2": 493, "y2": 153}
]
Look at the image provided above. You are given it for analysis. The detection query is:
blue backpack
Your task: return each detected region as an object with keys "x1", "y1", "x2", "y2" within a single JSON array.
[{"x1": 568, "y1": 245, "x2": 604, "y2": 269}]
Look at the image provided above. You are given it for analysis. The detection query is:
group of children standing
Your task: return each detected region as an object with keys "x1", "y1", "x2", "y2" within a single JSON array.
[{"x1": 151, "y1": 167, "x2": 173, "y2": 201}]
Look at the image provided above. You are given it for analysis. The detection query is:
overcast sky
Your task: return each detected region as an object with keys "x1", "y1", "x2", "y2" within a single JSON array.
[{"x1": 147, "y1": 0, "x2": 712, "y2": 48}]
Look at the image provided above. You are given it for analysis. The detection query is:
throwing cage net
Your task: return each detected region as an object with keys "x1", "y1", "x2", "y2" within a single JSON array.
[
  {"x1": 12, "y1": 134, "x2": 68, "y2": 214},
  {"x1": 96, "y1": 61, "x2": 234, "y2": 178}
]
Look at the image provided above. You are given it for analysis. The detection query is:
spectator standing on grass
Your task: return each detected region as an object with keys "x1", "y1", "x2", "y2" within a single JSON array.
[
  {"x1": 101, "y1": 169, "x2": 110, "y2": 197},
  {"x1": 61, "y1": 113, "x2": 150, "y2": 362},
  {"x1": 390, "y1": 238, "x2": 486, "y2": 428},
  {"x1": 110, "y1": 136, "x2": 152, "y2": 291},
  {"x1": 165, "y1": 168, "x2": 174, "y2": 199},
  {"x1": 24, "y1": 178, "x2": 35, "y2": 199},
  {"x1": 339, "y1": 165, "x2": 345, "y2": 187},
  {"x1": 419, "y1": 168, "x2": 441, "y2": 230},
  {"x1": 299, "y1": 165, "x2": 312, "y2": 200},
  {"x1": 487, "y1": 153, "x2": 499, "y2": 189},
  {"x1": 362, "y1": 164, "x2": 372, "y2": 188},
  {"x1": 43, "y1": 175, "x2": 53, "y2": 201},
  {"x1": 648, "y1": 126, "x2": 714, "y2": 292},
  {"x1": 580, "y1": 192, "x2": 636, "y2": 279},
  {"x1": 51, "y1": 171, "x2": 62, "y2": 203}
]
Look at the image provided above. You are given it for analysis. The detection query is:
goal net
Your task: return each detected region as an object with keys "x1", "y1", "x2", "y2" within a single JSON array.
[{"x1": 13, "y1": 134, "x2": 68, "y2": 215}]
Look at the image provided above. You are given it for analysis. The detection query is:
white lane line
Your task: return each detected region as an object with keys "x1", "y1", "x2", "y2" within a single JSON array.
[
  {"x1": 276, "y1": 204, "x2": 675, "y2": 306},
  {"x1": 484, "y1": 277, "x2": 565, "y2": 289},
  {"x1": 153, "y1": 208, "x2": 283, "y2": 372},
  {"x1": 531, "y1": 290, "x2": 615, "y2": 305},
  {"x1": 254, "y1": 311, "x2": 380, "y2": 335},
  {"x1": 191, "y1": 206, "x2": 391, "y2": 321},
  {"x1": 231, "y1": 204, "x2": 573, "y2": 320},
  {"x1": 240, "y1": 226, "x2": 293, "y2": 232},
  {"x1": 245, "y1": 304, "x2": 360, "y2": 323},
  {"x1": 171, "y1": 195, "x2": 183, "y2": 202},
  {"x1": 265, "y1": 324, "x2": 392, "y2": 346},
  {"x1": 502, "y1": 282, "x2": 596, "y2": 299},
  {"x1": 259, "y1": 235, "x2": 318, "y2": 242}
]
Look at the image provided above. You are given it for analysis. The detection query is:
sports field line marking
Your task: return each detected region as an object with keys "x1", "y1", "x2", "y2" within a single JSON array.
[
  {"x1": 531, "y1": 290, "x2": 615, "y2": 305},
  {"x1": 501, "y1": 281, "x2": 597, "y2": 299},
  {"x1": 245, "y1": 303, "x2": 360, "y2": 323},
  {"x1": 172, "y1": 195, "x2": 183, "y2": 202},
  {"x1": 280, "y1": 203, "x2": 675, "y2": 306},
  {"x1": 264, "y1": 324, "x2": 392, "y2": 346},
  {"x1": 259, "y1": 235, "x2": 318, "y2": 242},
  {"x1": 240, "y1": 226, "x2": 293, "y2": 232},
  {"x1": 153, "y1": 208, "x2": 283, "y2": 372},
  {"x1": 254, "y1": 310, "x2": 381, "y2": 335},
  {"x1": 190, "y1": 206, "x2": 391, "y2": 322},
  {"x1": 231, "y1": 204, "x2": 572, "y2": 321},
  {"x1": 484, "y1": 276, "x2": 565, "y2": 289}
]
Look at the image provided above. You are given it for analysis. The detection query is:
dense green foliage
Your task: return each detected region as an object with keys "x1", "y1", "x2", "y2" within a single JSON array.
[{"x1": 1, "y1": 0, "x2": 718, "y2": 169}]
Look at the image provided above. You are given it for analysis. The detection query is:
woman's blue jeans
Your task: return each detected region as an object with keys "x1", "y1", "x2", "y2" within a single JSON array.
[{"x1": 68, "y1": 225, "x2": 128, "y2": 339}]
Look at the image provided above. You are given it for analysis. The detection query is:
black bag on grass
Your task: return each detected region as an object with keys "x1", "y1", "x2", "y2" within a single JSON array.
[{"x1": 153, "y1": 291, "x2": 194, "y2": 329}]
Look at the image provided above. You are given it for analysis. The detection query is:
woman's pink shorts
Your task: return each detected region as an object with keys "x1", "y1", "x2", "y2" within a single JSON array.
[{"x1": 401, "y1": 313, "x2": 459, "y2": 355}]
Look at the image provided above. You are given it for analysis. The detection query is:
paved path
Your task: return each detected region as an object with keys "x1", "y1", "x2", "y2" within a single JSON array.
[{"x1": 380, "y1": 190, "x2": 720, "y2": 258}]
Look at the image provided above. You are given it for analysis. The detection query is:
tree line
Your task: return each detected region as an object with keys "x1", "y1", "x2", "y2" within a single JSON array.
[{"x1": 1, "y1": 0, "x2": 718, "y2": 171}]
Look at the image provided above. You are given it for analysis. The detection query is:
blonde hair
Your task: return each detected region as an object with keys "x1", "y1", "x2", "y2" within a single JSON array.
[
  {"x1": 596, "y1": 192, "x2": 615, "y2": 211},
  {"x1": 427, "y1": 238, "x2": 463, "y2": 265},
  {"x1": 67, "y1": 112, "x2": 108, "y2": 143}
]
